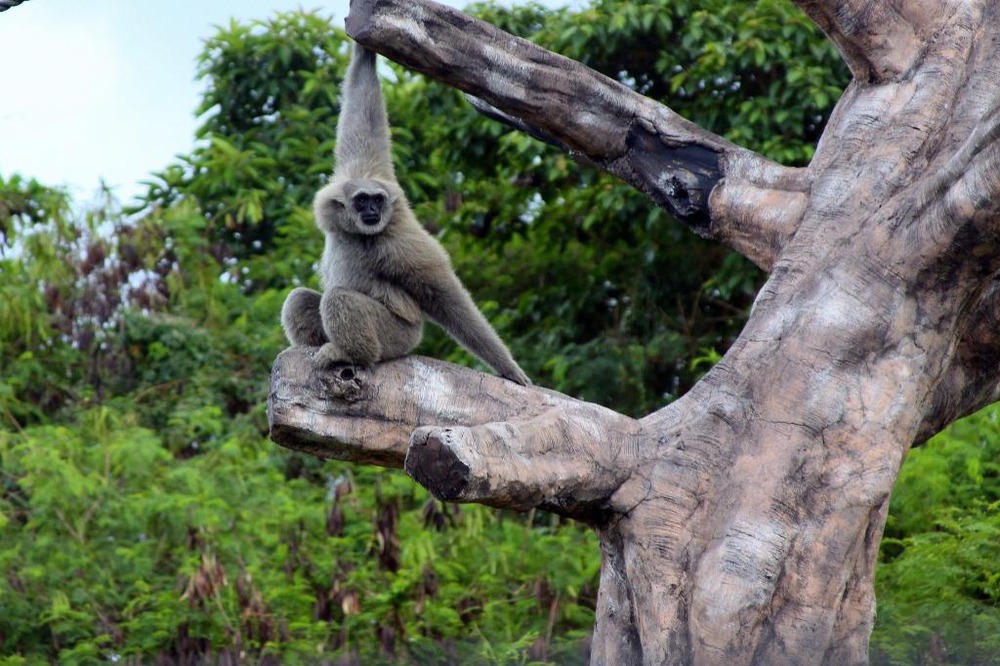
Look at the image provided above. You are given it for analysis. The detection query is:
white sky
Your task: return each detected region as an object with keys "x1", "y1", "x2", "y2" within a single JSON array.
[{"x1": 0, "y1": 0, "x2": 482, "y2": 206}]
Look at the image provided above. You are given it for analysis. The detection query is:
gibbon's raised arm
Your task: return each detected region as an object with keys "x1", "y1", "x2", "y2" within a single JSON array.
[
  {"x1": 418, "y1": 272, "x2": 531, "y2": 386},
  {"x1": 335, "y1": 44, "x2": 395, "y2": 182}
]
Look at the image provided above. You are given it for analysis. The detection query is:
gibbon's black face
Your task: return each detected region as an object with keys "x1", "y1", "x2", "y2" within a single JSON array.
[
  {"x1": 353, "y1": 191, "x2": 386, "y2": 226},
  {"x1": 314, "y1": 178, "x2": 395, "y2": 236},
  {"x1": 340, "y1": 178, "x2": 393, "y2": 235}
]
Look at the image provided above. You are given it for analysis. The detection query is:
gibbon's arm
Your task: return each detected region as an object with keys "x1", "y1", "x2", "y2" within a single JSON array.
[
  {"x1": 416, "y1": 271, "x2": 531, "y2": 386},
  {"x1": 335, "y1": 43, "x2": 395, "y2": 181}
]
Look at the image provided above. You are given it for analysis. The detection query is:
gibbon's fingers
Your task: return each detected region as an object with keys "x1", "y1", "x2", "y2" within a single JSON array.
[
  {"x1": 502, "y1": 366, "x2": 532, "y2": 387},
  {"x1": 315, "y1": 341, "x2": 355, "y2": 368}
]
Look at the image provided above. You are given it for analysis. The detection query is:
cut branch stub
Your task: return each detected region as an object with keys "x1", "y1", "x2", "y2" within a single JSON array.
[
  {"x1": 406, "y1": 408, "x2": 644, "y2": 522},
  {"x1": 269, "y1": 348, "x2": 645, "y2": 520}
]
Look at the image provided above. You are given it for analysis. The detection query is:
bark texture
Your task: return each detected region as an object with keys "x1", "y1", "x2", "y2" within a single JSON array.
[{"x1": 270, "y1": 1, "x2": 1000, "y2": 663}]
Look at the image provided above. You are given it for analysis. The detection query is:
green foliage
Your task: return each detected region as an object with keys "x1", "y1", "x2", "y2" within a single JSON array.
[
  {"x1": 1, "y1": 8, "x2": 608, "y2": 660},
  {"x1": 135, "y1": 11, "x2": 348, "y2": 291},
  {"x1": 0, "y1": 406, "x2": 596, "y2": 663},
  {"x1": 872, "y1": 406, "x2": 1000, "y2": 665}
]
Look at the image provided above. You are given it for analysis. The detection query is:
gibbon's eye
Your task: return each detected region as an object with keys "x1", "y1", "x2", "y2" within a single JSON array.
[{"x1": 372, "y1": 193, "x2": 385, "y2": 206}]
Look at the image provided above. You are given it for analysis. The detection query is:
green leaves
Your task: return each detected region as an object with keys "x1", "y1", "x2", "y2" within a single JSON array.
[
  {"x1": 873, "y1": 406, "x2": 1000, "y2": 664},
  {"x1": 137, "y1": 11, "x2": 347, "y2": 291}
]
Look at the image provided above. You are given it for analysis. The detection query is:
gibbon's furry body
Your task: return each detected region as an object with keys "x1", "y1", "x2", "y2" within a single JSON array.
[{"x1": 281, "y1": 44, "x2": 530, "y2": 386}]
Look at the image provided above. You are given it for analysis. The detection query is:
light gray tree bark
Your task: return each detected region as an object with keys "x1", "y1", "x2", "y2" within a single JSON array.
[{"x1": 269, "y1": 1, "x2": 1000, "y2": 662}]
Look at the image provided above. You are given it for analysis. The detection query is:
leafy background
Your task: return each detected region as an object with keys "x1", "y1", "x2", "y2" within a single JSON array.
[{"x1": 1, "y1": 1, "x2": 997, "y2": 664}]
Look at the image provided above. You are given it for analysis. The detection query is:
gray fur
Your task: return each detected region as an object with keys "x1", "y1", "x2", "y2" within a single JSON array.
[{"x1": 281, "y1": 43, "x2": 531, "y2": 386}]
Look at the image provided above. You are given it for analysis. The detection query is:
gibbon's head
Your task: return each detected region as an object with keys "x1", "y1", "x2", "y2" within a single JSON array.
[{"x1": 314, "y1": 177, "x2": 397, "y2": 236}]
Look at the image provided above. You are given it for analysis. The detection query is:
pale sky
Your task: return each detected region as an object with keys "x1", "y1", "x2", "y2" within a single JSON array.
[{"x1": 0, "y1": 0, "x2": 486, "y2": 206}]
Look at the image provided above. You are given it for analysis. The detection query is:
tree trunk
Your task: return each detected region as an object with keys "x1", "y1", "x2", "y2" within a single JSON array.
[{"x1": 269, "y1": 1, "x2": 1000, "y2": 663}]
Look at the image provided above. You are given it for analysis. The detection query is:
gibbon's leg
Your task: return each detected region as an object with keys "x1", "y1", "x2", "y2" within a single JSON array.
[
  {"x1": 318, "y1": 287, "x2": 423, "y2": 367},
  {"x1": 281, "y1": 287, "x2": 328, "y2": 347}
]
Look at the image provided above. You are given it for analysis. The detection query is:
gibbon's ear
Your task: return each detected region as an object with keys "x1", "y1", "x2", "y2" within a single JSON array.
[
  {"x1": 386, "y1": 187, "x2": 401, "y2": 207},
  {"x1": 328, "y1": 188, "x2": 347, "y2": 208}
]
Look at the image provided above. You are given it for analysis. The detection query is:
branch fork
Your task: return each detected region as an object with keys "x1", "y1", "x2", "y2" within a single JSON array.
[{"x1": 269, "y1": 348, "x2": 644, "y2": 521}]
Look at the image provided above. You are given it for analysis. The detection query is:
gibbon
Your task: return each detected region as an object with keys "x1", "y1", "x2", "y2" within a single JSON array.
[{"x1": 281, "y1": 44, "x2": 531, "y2": 386}]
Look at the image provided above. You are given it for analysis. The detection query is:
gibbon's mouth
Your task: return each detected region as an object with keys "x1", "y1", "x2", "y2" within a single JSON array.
[{"x1": 361, "y1": 213, "x2": 381, "y2": 226}]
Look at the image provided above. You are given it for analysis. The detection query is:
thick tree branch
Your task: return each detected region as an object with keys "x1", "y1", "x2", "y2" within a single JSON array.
[
  {"x1": 269, "y1": 348, "x2": 645, "y2": 521},
  {"x1": 791, "y1": 1, "x2": 951, "y2": 83},
  {"x1": 465, "y1": 95, "x2": 584, "y2": 161},
  {"x1": 346, "y1": 0, "x2": 809, "y2": 271},
  {"x1": 916, "y1": 275, "x2": 1000, "y2": 443}
]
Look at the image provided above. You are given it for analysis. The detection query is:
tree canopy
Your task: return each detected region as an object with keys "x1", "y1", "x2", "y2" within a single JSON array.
[{"x1": 1, "y1": 2, "x2": 998, "y2": 663}]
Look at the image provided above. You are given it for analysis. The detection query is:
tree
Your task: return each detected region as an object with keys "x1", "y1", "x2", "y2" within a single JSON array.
[
  {"x1": 0, "y1": 0, "x2": 29, "y2": 12},
  {"x1": 268, "y1": 0, "x2": 1000, "y2": 663}
]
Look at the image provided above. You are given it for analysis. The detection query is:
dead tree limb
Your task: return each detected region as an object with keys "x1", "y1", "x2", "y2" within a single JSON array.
[{"x1": 346, "y1": 0, "x2": 809, "y2": 272}]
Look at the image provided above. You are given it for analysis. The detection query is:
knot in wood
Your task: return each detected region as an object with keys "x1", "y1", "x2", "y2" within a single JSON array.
[{"x1": 315, "y1": 363, "x2": 366, "y2": 403}]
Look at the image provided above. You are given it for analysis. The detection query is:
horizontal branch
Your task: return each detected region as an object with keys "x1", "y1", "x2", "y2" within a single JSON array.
[
  {"x1": 269, "y1": 348, "x2": 646, "y2": 519},
  {"x1": 346, "y1": 0, "x2": 810, "y2": 271}
]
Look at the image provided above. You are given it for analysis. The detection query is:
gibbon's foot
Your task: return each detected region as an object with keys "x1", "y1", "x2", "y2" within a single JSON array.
[
  {"x1": 315, "y1": 341, "x2": 356, "y2": 369},
  {"x1": 503, "y1": 368, "x2": 532, "y2": 386}
]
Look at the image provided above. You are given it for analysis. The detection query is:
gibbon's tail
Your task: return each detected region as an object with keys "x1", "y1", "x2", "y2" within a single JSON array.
[{"x1": 334, "y1": 43, "x2": 396, "y2": 181}]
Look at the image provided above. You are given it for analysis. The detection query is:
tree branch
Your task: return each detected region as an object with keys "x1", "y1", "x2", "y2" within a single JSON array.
[
  {"x1": 269, "y1": 348, "x2": 645, "y2": 521},
  {"x1": 0, "y1": 0, "x2": 29, "y2": 11},
  {"x1": 916, "y1": 275, "x2": 1000, "y2": 444},
  {"x1": 464, "y1": 95, "x2": 586, "y2": 161},
  {"x1": 791, "y1": 1, "x2": 951, "y2": 83},
  {"x1": 346, "y1": 0, "x2": 809, "y2": 271}
]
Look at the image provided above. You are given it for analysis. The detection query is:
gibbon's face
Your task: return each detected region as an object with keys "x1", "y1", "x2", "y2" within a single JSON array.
[
  {"x1": 314, "y1": 178, "x2": 395, "y2": 236},
  {"x1": 352, "y1": 190, "x2": 386, "y2": 226}
]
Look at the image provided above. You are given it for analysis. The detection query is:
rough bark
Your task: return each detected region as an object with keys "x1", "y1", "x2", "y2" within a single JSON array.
[{"x1": 270, "y1": 1, "x2": 1000, "y2": 663}]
